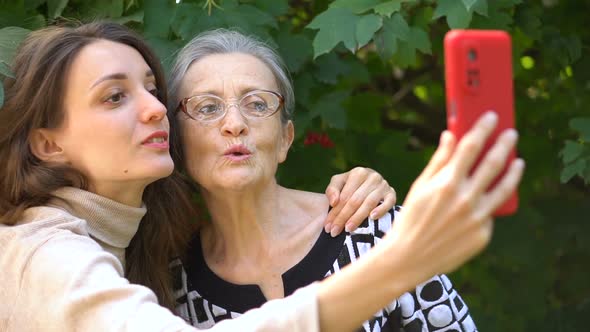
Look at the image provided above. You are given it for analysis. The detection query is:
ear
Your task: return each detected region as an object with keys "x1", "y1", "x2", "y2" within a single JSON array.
[
  {"x1": 278, "y1": 120, "x2": 294, "y2": 164},
  {"x1": 29, "y1": 129, "x2": 68, "y2": 163}
]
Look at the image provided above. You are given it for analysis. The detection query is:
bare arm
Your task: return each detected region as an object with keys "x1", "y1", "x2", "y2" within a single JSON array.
[{"x1": 317, "y1": 112, "x2": 524, "y2": 331}]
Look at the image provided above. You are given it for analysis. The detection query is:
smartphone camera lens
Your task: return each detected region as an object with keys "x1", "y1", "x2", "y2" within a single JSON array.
[{"x1": 468, "y1": 49, "x2": 477, "y2": 62}]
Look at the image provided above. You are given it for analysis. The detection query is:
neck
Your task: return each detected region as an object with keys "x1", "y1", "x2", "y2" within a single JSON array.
[
  {"x1": 89, "y1": 180, "x2": 148, "y2": 207},
  {"x1": 200, "y1": 179, "x2": 293, "y2": 264}
]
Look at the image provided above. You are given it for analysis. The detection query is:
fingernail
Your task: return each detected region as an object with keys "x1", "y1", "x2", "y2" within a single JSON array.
[
  {"x1": 370, "y1": 211, "x2": 377, "y2": 220},
  {"x1": 330, "y1": 225, "x2": 342, "y2": 237},
  {"x1": 440, "y1": 131, "x2": 450, "y2": 143},
  {"x1": 505, "y1": 128, "x2": 518, "y2": 141},
  {"x1": 483, "y1": 112, "x2": 498, "y2": 126},
  {"x1": 344, "y1": 223, "x2": 352, "y2": 232},
  {"x1": 324, "y1": 223, "x2": 332, "y2": 233}
]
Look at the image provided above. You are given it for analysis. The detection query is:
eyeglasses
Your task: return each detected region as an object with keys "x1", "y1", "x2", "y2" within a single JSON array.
[{"x1": 177, "y1": 89, "x2": 284, "y2": 123}]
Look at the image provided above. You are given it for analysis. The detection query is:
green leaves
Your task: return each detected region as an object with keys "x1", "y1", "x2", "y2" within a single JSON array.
[
  {"x1": 329, "y1": 0, "x2": 383, "y2": 14},
  {"x1": 144, "y1": 0, "x2": 176, "y2": 38},
  {"x1": 76, "y1": 0, "x2": 125, "y2": 19},
  {"x1": 433, "y1": 0, "x2": 488, "y2": 29},
  {"x1": 250, "y1": 0, "x2": 289, "y2": 16},
  {"x1": 356, "y1": 14, "x2": 383, "y2": 49},
  {"x1": 307, "y1": 0, "x2": 419, "y2": 58},
  {"x1": 543, "y1": 29, "x2": 583, "y2": 67},
  {"x1": 275, "y1": 27, "x2": 312, "y2": 74},
  {"x1": 570, "y1": 118, "x2": 590, "y2": 141},
  {"x1": 0, "y1": 61, "x2": 13, "y2": 78},
  {"x1": 307, "y1": 7, "x2": 360, "y2": 57},
  {"x1": 394, "y1": 26, "x2": 431, "y2": 66},
  {"x1": 373, "y1": 13, "x2": 430, "y2": 65},
  {"x1": 171, "y1": 1, "x2": 276, "y2": 43},
  {"x1": 374, "y1": 0, "x2": 408, "y2": 17},
  {"x1": 0, "y1": 25, "x2": 30, "y2": 107},
  {"x1": 309, "y1": 90, "x2": 349, "y2": 129},
  {"x1": 560, "y1": 118, "x2": 590, "y2": 184},
  {"x1": 433, "y1": 0, "x2": 472, "y2": 29},
  {"x1": 374, "y1": 13, "x2": 408, "y2": 60},
  {"x1": 0, "y1": 26, "x2": 31, "y2": 65},
  {"x1": 48, "y1": 0, "x2": 69, "y2": 18}
]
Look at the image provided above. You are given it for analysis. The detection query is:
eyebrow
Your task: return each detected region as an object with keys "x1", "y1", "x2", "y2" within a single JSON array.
[
  {"x1": 188, "y1": 86, "x2": 264, "y2": 97},
  {"x1": 90, "y1": 70, "x2": 155, "y2": 90}
]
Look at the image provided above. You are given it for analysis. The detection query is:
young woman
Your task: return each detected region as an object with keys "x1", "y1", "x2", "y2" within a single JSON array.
[
  {"x1": 0, "y1": 22, "x2": 523, "y2": 331},
  {"x1": 0, "y1": 21, "x2": 401, "y2": 331}
]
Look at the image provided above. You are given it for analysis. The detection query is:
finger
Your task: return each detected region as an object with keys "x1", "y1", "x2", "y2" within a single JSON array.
[
  {"x1": 325, "y1": 173, "x2": 348, "y2": 207},
  {"x1": 337, "y1": 167, "x2": 374, "y2": 204},
  {"x1": 327, "y1": 181, "x2": 377, "y2": 236},
  {"x1": 368, "y1": 189, "x2": 396, "y2": 220},
  {"x1": 468, "y1": 129, "x2": 518, "y2": 196},
  {"x1": 479, "y1": 158, "x2": 525, "y2": 216},
  {"x1": 325, "y1": 168, "x2": 385, "y2": 231},
  {"x1": 417, "y1": 131, "x2": 456, "y2": 182},
  {"x1": 449, "y1": 112, "x2": 498, "y2": 177},
  {"x1": 342, "y1": 190, "x2": 388, "y2": 233},
  {"x1": 324, "y1": 194, "x2": 348, "y2": 231}
]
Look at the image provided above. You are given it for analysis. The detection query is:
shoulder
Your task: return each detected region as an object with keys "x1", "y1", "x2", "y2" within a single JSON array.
[
  {"x1": 1, "y1": 205, "x2": 118, "y2": 284},
  {"x1": 1, "y1": 206, "x2": 92, "y2": 267},
  {"x1": 0, "y1": 206, "x2": 125, "y2": 326},
  {"x1": 348, "y1": 205, "x2": 402, "y2": 239},
  {"x1": 10, "y1": 205, "x2": 89, "y2": 238},
  {"x1": 283, "y1": 187, "x2": 330, "y2": 216}
]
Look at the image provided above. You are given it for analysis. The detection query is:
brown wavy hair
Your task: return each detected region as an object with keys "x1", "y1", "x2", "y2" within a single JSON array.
[{"x1": 0, "y1": 21, "x2": 197, "y2": 310}]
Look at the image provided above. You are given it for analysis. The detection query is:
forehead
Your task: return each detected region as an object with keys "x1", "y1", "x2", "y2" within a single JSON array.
[
  {"x1": 68, "y1": 39, "x2": 152, "y2": 87},
  {"x1": 181, "y1": 52, "x2": 277, "y2": 94}
]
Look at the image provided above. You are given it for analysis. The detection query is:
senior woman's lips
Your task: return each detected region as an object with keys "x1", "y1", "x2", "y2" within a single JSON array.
[{"x1": 223, "y1": 144, "x2": 252, "y2": 162}]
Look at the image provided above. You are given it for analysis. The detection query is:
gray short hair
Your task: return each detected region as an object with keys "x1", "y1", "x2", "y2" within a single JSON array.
[{"x1": 168, "y1": 29, "x2": 294, "y2": 123}]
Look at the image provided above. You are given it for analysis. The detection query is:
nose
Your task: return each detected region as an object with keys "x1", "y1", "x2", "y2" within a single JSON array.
[
  {"x1": 220, "y1": 104, "x2": 249, "y2": 137},
  {"x1": 139, "y1": 89, "x2": 167, "y2": 123}
]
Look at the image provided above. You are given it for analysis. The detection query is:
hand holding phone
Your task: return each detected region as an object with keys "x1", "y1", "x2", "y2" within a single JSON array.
[{"x1": 444, "y1": 29, "x2": 518, "y2": 216}]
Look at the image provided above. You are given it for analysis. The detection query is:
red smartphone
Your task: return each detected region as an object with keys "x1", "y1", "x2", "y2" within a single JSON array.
[{"x1": 444, "y1": 29, "x2": 518, "y2": 216}]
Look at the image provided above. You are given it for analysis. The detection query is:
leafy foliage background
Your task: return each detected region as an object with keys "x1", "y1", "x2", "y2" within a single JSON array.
[{"x1": 1, "y1": 0, "x2": 589, "y2": 330}]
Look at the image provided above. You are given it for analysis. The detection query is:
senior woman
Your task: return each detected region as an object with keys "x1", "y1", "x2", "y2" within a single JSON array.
[{"x1": 166, "y1": 30, "x2": 504, "y2": 331}]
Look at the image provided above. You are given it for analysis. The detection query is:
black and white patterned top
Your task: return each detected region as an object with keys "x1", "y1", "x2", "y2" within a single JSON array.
[{"x1": 171, "y1": 207, "x2": 478, "y2": 331}]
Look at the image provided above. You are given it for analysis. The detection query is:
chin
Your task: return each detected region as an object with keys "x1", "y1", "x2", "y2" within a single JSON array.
[
  {"x1": 218, "y1": 173, "x2": 262, "y2": 190},
  {"x1": 142, "y1": 157, "x2": 175, "y2": 179}
]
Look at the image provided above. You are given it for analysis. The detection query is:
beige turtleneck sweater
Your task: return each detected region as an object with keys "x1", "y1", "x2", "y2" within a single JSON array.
[{"x1": 0, "y1": 187, "x2": 318, "y2": 332}]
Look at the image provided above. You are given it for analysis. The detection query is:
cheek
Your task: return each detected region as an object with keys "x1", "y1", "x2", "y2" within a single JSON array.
[
  {"x1": 180, "y1": 122, "x2": 213, "y2": 170},
  {"x1": 257, "y1": 123, "x2": 285, "y2": 158},
  {"x1": 61, "y1": 114, "x2": 134, "y2": 169}
]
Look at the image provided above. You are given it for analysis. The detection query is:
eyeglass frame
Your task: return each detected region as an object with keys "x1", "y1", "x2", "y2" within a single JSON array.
[{"x1": 176, "y1": 89, "x2": 285, "y2": 123}]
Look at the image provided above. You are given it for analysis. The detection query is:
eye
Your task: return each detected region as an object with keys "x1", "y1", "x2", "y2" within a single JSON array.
[
  {"x1": 104, "y1": 91, "x2": 126, "y2": 105},
  {"x1": 198, "y1": 104, "x2": 222, "y2": 114},
  {"x1": 247, "y1": 101, "x2": 268, "y2": 113},
  {"x1": 242, "y1": 95, "x2": 268, "y2": 112},
  {"x1": 241, "y1": 92, "x2": 279, "y2": 116},
  {"x1": 189, "y1": 98, "x2": 223, "y2": 116},
  {"x1": 148, "y1": 88, "x2": 159, "y2": 97}
]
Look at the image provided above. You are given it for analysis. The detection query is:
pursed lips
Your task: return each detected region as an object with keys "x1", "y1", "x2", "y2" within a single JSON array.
[{"x1": 223, "y1": 144, "x2": 253, "y2": 162}]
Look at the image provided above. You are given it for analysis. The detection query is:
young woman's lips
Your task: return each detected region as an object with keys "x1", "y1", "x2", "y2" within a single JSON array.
[
  {"x1": 223, "y1": 144, "x2": 252, "y2": 162},
  {"x1": 142, "y1": 131, "x2": 169, "y2": 149}
]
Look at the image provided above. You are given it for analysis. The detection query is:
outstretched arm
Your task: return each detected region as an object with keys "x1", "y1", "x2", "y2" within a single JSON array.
[{"x1": 316, "y1": 112, "x2": 524, "y2": 331}]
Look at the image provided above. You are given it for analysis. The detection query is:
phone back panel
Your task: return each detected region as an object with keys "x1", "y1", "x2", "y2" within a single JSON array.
[{"x1": 444, "y1": 30, "x2": 517, "y2": 216}]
